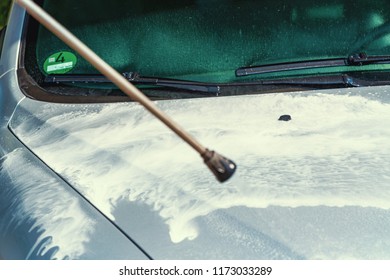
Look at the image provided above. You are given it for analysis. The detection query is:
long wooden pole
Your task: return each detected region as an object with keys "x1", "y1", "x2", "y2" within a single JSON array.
[{"x1": 15, "y1": 0, "x2": 236, "y2": 182}]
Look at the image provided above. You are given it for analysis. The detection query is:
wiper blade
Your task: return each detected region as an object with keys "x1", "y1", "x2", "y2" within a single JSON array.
[
  {"x1": 236, "y1": 53, "x2": 390, "y2": 77},
  {"x1": 44, "y1": 72, "x2": 221, "y2": 95},
  {"x1": 44, "y1": 73, "x2": 384, "y2": 97}
]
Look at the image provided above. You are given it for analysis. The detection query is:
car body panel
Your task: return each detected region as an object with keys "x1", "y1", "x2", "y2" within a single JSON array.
[
  {"x1": 0, "y1": 144, "x2": 149, "y2": 260},
  {"x1": 0, "y1": 4, "x2": 25, "y2": 127},
  {"x1": 7, "y1": 86, "x2": 390, "y2": 259}
]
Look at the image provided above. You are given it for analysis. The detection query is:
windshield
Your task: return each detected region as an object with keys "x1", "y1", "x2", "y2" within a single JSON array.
[{"x1": 22, "y1": 0, "x2": 390, "y2": 100}]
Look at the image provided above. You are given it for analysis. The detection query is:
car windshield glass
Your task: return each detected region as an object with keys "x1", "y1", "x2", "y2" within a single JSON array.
[{"x1": 24, "y1": 0, "x2": 390, "y2": 99}]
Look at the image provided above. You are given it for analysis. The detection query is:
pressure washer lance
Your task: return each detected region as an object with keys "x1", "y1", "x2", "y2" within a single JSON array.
[{"x1": 16, "y1": 0, "x2": 236, "y2": 183}]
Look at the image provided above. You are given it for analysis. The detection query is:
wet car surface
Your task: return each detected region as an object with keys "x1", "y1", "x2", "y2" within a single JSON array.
[{"x1": 1, "y1": 0, "x2": 390, "y2": 259}]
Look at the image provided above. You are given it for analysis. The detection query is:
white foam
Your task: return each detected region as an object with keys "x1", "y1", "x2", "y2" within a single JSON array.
[
  {"x1": 1, "y1": 149, "x2": 95, "y2": 259},
  {"x1": 12, "y1": 91, "x2": 390, "y2": 245}
]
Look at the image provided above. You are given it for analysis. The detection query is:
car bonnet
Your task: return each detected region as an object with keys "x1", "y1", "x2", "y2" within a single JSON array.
[{"x1": 8, "y1": 87, "x2": 390, "y2": 259}]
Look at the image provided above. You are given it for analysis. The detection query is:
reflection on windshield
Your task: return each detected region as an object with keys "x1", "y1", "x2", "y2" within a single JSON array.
[{"x1": 35, "y1": 0, "x2": 390, "y2": 82}]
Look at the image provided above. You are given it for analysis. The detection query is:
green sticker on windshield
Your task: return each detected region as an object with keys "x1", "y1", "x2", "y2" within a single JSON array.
[{"x1": 43, "y1": 51, "x2": 77, "y2": 74}]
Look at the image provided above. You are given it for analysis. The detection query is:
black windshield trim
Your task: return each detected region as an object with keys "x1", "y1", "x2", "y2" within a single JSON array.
[{"x1": 44, "y1": 72, "x2": 222, "y2": 95}]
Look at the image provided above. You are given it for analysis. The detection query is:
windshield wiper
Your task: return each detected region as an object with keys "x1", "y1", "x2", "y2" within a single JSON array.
[
  {"x1": 236, "y1": 53, "x2": 390, "y2": 77},
  {"x1": 44, "y1": 72, "x2": 388, "y2": 97},
  {"x1": 44, "y1": 72, "x2": 221, "y2": 95}
]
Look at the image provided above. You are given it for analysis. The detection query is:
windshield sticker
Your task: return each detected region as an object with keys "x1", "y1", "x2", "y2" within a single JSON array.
[{"x1": 43, "y1": 51, "x2": 77, "y2": 74}]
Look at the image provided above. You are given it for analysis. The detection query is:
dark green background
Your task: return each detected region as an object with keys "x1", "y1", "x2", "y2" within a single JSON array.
[
  {"x1": 36, "y1": 0, "x2": 390, "y2": 82},
  {"x1": 0, "y1": 0, "x2": 11, "y2": 28}
]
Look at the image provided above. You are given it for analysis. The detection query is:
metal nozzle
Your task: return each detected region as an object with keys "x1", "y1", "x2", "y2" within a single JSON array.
[{"x1": 202, "y1": 149, "x2": 236, "y2": 183}]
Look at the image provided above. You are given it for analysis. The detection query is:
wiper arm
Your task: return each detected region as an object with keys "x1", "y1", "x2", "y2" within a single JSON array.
[
  {"x1": 236, "y1": 53, "x2": 390, "y2": 77},
  {"x1": 44, "y1": 72, "x2": 221, "y2": 95},
  {"x1": 44, "y1": 72, "x2": 386, "y2": 97}
]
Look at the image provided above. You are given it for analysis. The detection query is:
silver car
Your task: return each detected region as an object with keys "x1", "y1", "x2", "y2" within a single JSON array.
[{"x1": 1, "y1": 0, "x2": 390, "y2": 260}]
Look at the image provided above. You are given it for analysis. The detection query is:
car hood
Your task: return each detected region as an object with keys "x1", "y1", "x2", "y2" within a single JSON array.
[{"x1": 9, "y1": 87, "x2": 390, "y2": 259}]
